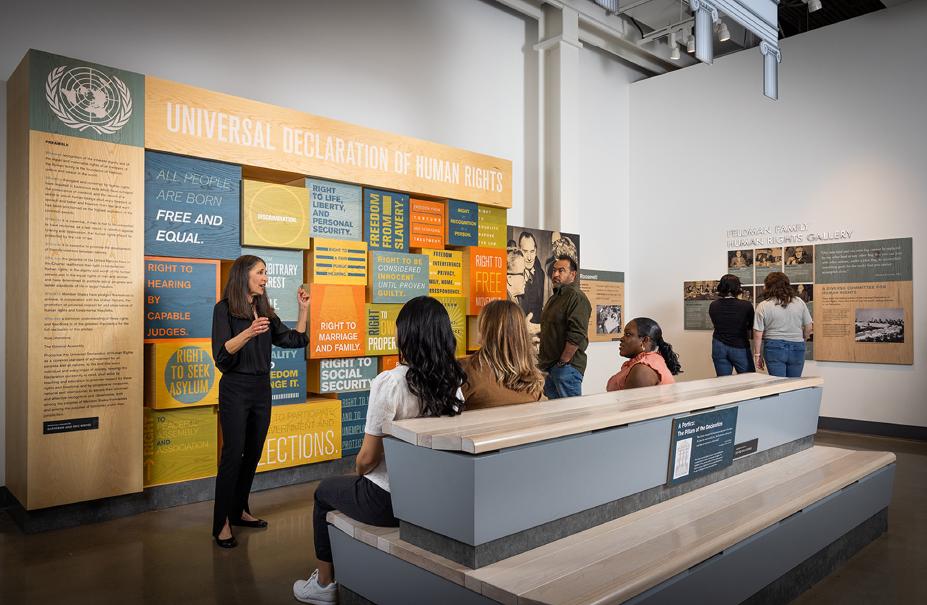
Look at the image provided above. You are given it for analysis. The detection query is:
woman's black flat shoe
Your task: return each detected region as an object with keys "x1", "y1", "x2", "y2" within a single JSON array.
[
  {"x1": 214, "y1": 535, "x2": 238, "y2": 548},
  {"x1": 230, "y1": 518, "x2": 268, "y2": 529}
]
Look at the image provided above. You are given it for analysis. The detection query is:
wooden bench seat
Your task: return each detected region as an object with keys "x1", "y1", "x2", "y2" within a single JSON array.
[
  {"x1": 384, "y1": 374, "x2": 822, "y2": 454},
  {"x1": 328, "y1": 445, "x2": 894, "y2": 604}
]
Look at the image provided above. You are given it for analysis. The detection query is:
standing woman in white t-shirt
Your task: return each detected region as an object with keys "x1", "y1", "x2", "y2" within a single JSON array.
[
  {"x1": 753, "y1": 272, "x2": 813, "y2": 377},
  {"x1": 293, "y1": 296, "x2": 467, "y2": 604}
]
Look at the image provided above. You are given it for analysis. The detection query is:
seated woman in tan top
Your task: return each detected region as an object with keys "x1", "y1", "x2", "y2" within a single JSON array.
[{"x1": 461, "y1": 300, "x2": 546, "y2": 409}]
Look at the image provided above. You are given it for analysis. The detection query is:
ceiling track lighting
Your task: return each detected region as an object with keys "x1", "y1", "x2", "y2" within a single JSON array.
[
  {"x1": 717, "y1": 20, "x2": 731, "y2": 43},
  {"x1": 669, "y1": 31, "x2": 680, "y2": 60},
  {"x1": 686, "y1": 27, "x2": 696, "y2": 53},
  {"x1": 807, "y1": 0, "x2": 823, "y2": 13}
]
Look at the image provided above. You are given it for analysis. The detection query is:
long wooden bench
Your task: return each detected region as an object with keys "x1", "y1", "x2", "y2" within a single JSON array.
[{"x1": 328, "y1": 446, "x2": 896, "y2": 605}]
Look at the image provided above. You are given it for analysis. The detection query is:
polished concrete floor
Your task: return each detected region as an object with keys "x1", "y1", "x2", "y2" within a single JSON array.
[{"x1": 0, "y1": 431, "x2": 924, "y2": 604}]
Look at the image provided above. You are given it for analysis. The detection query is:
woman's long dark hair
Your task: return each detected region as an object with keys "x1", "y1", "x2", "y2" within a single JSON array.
[
  {"x1": 396, "y1": 296, "x2": 467, "y2": 417},
  {"x1": 763, "y1": 271, "x2": 794, "y2": 308},
  {"x1": 224, "y1": 255, "x2": 276, "y2": 320},
  {"x1": 634, "y1": 317, "x2": 682, "y2": 375},
  {"x1": 717, "y1": 274, "x2": 743, "y2": 297}
]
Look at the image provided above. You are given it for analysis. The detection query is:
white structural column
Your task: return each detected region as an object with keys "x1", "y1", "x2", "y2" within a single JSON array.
[{"x1": 537, "y1": 4, "x2": 582, "y2": 234}]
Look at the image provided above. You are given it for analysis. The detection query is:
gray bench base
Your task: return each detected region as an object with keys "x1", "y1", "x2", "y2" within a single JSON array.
[
  {"x1": 402, "y1": 435, "x2": 813, "y2": 568},
  {"x1": 329, "y1": 463, "x2": 894, "y2": 605}
]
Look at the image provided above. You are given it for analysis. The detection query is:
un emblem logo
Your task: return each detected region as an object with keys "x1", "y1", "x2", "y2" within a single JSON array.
[{"x1": 45, "y1": 65, "x2": 133, "y2": 135}]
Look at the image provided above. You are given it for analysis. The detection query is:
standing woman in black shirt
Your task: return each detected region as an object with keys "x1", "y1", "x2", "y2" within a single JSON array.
[
  {"x1": 211, "y1": 254, "x2": 309, "y2": 548},
  {"x1": 708, "y1": 274, "x2": 755, "y2": 375}
]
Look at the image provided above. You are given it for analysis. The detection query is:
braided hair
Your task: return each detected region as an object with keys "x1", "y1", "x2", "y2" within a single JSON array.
[{"x1": 634, "y1": 317, "x2": 682, "y2": 375}]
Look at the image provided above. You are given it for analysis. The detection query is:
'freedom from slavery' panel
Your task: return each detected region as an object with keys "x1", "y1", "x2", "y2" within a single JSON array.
[
  {"x1": 145, "y1": 152, "x2": 241, "y2": 259},
  {"x1": 368, "y1": 251, "x2": 429, "y2": 303},
  {"x1": 239, "y1": 247, "x2": 303, "y2": 322},
  {"x1": 308, "y1": 238, "x2": 368, "y2": 286},
  {"x1": 308, "y1": 284, "x2": 366, "y2": 359},
  {"x1": 462, "y1": 247, "x2": 506, "y2": 315},
  {"x1": 143, "y1": 406, "x2": 217, "y2": 487},
  {"x1": 145, "y1": 341, "x2": 220, "y2": 409},
  {"x1": 447, "y1": 200, "x2": 478, "y2": 246},
  {"x1": 409, "y1": 198, "x2": 446, "y2": 249},
  {"x1": 308, "y1": 357, "x2": 378, "y2": 394},
  {"x1": 366, "y1": 304, "x2": 401, "y2": 355},
  {"x1": 145, "y1": 257, "x2": 219, "y2": 342},
  {"x1": 340, "y1": 391, "x2": 369, "y2": 456},
  {"x1": 365, "y1": 188, "x2": 408, "y2": 252},
  {"x1": 242, "y1": 180, "x2": 310, "y2": 249},
  {"x1": 307, "y1": 178, "x2": 362, "y2": 241},
  {"x1": 256, "y1": 399, "x2": 342, "y2": 472}
]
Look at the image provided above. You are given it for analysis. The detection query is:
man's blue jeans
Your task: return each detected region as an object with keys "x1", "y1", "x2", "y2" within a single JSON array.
[
  {"x1": 544, "y1": 364, "x2": 583, "y2": 399},
  {"x1": 711, "y1": 338, "x2": 755, "y2": 376},
  {"x1": 763, "y1": 339, "x2": 806, "y2": 377}
]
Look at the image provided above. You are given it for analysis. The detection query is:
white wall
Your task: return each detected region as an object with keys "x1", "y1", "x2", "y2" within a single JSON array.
[{"x1": 629, "y1": 1, "x2": 927, "y2": 427}]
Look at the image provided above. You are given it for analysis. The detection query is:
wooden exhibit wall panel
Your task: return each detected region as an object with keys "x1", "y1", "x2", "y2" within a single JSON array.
[
  {"x1": 814, "y1": 238, "x2": 913, "y2": 364},
  {"x1": 144, "y1": 257, "x2": 219, "y2": 342},
  {"x1": 145, "y1": 77, "x2": 511, "y2": 208},
  {"x1": 306, "y1": 178, "x2": 363, "y2": 241},
  {"x1": 145, "y1": 341, "x2": 220, "y2": 409},
  {"x1": 256, "y1": 399, "x2": 342, "y2": 473},
  {"x1": 308, "y1": 238, "x2": 368, "y2": 286},
  {"x1": 423, "y1": 249, "x2": 464, "y2": 297},
  {"x1": 340, "y1": 392, "x2": 370, "y2": 456},
  {"x1": 462, "y1": 247, "x2": 507, "y2": 315},
  {"x1": 579, "y1": 270, "x2": 625, "y2": 342},
  {"x1": 309, "y1": 357, "x2": 379, "y2": 394},
  {"x1": 241, "y1": 180, "x2": 310, "y2": 250},
  {"x1": 368, "y1": 251, "x2": 429, "y2": 304},
  {"x1": 23, "y1": 130, "x2": 145, "y2": 509},
  {"x1": 240, "y1": 247, "x2": 303, "y2": 322},
  {"x1": 409, "y1": 198, "x2": 446, "y2": 249},
  {"x1": 143, "y1": 406, "x2": 218, "y2": 487},
  {"x1": 308, "y1": 285, "x2": 366, "y2": 359},
  {"x1": 144, "y1": 151, "x2": 241, "y2": 260}
]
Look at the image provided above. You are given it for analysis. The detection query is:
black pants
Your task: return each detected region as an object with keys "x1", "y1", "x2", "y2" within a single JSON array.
[
  {"x1": 213, "y1": 373, "x2": 272, "y2": 537},
  {"x1": 313, "y1": 475, "x2": 398, "y2": 562}
]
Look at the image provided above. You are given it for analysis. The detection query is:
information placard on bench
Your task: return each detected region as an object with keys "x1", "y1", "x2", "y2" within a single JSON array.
[{"x1": 668, "y1": 407, "x2": 738, "y2": 486}]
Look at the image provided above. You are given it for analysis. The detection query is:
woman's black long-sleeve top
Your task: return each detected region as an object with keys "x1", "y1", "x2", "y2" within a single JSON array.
[{"x1": 211, "y1": 299, "x2": 309, "y2": 375}]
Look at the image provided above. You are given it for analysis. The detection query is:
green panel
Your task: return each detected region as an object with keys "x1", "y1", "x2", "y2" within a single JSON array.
[
  {"x1": 29, "y1": 49, "x2": 144, "y2": 146},
  {"x1": 579, "y1": 270, "x2": 624, "y2": 283},
  {"x1": 815, "y1": 238, "x2": 913, "y2": 284}
]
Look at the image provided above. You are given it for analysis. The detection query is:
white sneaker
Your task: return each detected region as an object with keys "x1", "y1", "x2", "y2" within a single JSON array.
[{"x1": 293, "y1": 569, "x2": 338, "y2": 604}]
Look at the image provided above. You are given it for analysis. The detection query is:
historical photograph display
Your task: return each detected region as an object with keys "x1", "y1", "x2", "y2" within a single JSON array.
[
  {"x1": 726, "y1": 249, "x2": 754, "y2": 284},
  {"x1": 683, "y1": 280, "x2": 719, "y2": 330},
  {"x1": 784, "y1": 245, "x2": 814, "y2": 283},
  {"x1": 578, "y1": 270, "x2": 624, "y2": 342},
  {"x1": 506, "y1": 226, "x2": 581, "y2": 329}
]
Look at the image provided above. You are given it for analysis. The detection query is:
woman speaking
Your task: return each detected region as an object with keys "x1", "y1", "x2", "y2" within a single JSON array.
[{"x1": 210, "y1": 254, "x2": 309, "y2": 548}]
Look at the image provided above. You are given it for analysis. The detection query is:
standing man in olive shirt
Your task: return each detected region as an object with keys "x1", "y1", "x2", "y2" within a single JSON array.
[{"x1": 538, "y1": 254, "x2": 592, "y2": 398}]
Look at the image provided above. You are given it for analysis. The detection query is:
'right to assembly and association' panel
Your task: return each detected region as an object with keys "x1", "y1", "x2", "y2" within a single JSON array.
[{"x1": 814, "y1": 238, "x2": 913, "y2": 364}]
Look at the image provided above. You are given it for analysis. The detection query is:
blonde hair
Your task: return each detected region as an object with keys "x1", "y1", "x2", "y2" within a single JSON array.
[{"x1": 475, "y1": 300, "x2": 545, "y2": 396}]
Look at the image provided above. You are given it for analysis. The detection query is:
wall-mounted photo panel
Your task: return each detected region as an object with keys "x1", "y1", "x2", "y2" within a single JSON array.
[
  {"x1": 241, "y1": 180, "x2": 310, "y2": 249},
  {"x1": 271, "y1": 324, "x2": 307, "y2": 406},
  {"x1": 578, "y1": 270, "x2": 625, "y2": 342},
  {"x1": 307, "y1": 238, "x2": 368, "y2": 286},
  {"x1": 368, "y1": 251, "x2": 429, "y2": 304},
  {"x1": 814, "y1": 238, "x2": 913, "y2": 364},
  {"x1": 306, "y1": 178, "x2": 362, "y2": 241},
  {"x1": 478, "y1": 205, "x2": 507, "y2": 248},
  {"x1": 145, "y1": 152, "x2": 242, "y2": 259},
  {"x1": 365, "y1": 188, "x2": 409, "y2": 252},
  {"x1": 462, "y1": 247, "x2": 507, "y2": 315},
  {"x1": 143, "y1": 406, "x2": 218, "y2": 487},
  {"x1": 753, "y1": 247, "x2": 783, "y2": 283},
  {"x1": 308, "y1": 357, "x2": 378, "y2": 395},
  {"x1": 783, "y1": 245, "x2": 814, "y2": 283},
  {"x1": 506, "y1": 226, "x2": 581, "y2": 328},
  {"x1": 238, "y1": 247, "x2": 303, "y2": 322},
  {"x1": 145, "y1": 257, "x2": 219, "y2": 342},
  {"x1": 683, "y1": 280, "x2": 720, "y2": 330},
  {"x1": 308, "y1": 284, "x2": 366, "y2": 358},
  {"x1": 145, "y1": 341, "x2": 220, "y2": 409},
  {"x1": 447, "y1": 200, "x2": 479, "y2": 246},
  {"x1": 366, "y1": 303, "x2": 401, "y2": 355},
  {"x1": 256, "y1": 398, "x2": 341, "y2": 473},
  {"x1": 726, "y1": 249, "x2": 754, "y2": 285},
  {"x1": 435, "y1": 296, "x2": 467, "y2": 357},
  {"x1": 340, "y1": 391, "x2": 370, "y2": 457},
  {"x1": 422, "y1": 248, "x2": 464, "y2": 297},
  {"x1": 409, "y1": 198, "x2": 446, "y2": 249}
]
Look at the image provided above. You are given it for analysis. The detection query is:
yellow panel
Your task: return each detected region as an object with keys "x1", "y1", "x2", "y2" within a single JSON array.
[
  {"x1": 145, "y1": 341, "x2": 220, "y2": 409},
  {"x1": 478, "y1": 205, "x2": 507, "y2": 248},
  {"x1": 256, "y1": 399, "x2": 342, "y2": 472},
  {"x1": 435, "y1": 296, "x2": 467, "y2": 357},
  {"x1": 143, "y1": 407, "x2": 218, "y2": 487},
  {"x1": 242, "y1": 180, "x2": 311, "y2": 249},
  {"x1": 424, "y1": 248, "x2": 464, "y2": 297},
  {"x1": 308, "y1": 237, "x2": 368, "y2": 285}
]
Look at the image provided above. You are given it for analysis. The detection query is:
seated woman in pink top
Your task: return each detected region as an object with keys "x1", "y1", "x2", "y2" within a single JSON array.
[{"x1": 606, "y1": 317, "x2": 682, "y2": 390}]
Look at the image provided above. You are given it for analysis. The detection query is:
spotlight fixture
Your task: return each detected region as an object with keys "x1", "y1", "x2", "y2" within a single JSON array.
[
  {"x1": 807, "y1": 0, "x2": 822, "y2": 12},
  {"x1": 686, "y1": 28, "x2": 695, "y2": 53},
  {"x1": 669, "y1": 31, "x2": 680, "y2": 60},
  {"x1": 717, "y1": 21, "x2": 731, "y2": 43}
]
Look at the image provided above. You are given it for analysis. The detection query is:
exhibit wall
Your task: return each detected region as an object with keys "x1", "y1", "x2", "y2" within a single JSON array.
[{"x1": 629, "y1": 0, "x2": 927, "y2": 428}]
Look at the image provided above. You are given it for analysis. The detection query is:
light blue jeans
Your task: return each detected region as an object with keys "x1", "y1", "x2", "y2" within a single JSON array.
[
  {"x1": 763, "y1": 339, "x2": 806, "y2": 377},
  {"x1": 543, "y1": 364, "x2": 583, "y2": 399}
]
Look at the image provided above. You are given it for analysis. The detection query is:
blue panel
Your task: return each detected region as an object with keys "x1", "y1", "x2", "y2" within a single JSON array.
[
  {"x1": 447, "y1": 200, "x2": 478, "y2": 246},
  {"x1": 365, "y1": 189, "x2": 409, "y2": 252},
  {"x1": 144, "y1": 258, "x2": 217, "y2": 340},
  {"x1": 241, "y1": 247, "x2": 303, "y2": 322},
  {"x1": 271, "y1": 323, "x2": 307, "y2": 406},
  {"x1": 308, "y1": 178, "x2": 363, "y2": 241}
]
